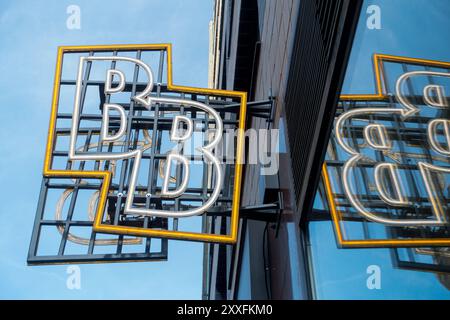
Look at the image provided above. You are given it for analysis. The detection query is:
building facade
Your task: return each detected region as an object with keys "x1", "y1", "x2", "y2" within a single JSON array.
[{"x1": 203, "y1": 0, "x2": 450, "y2": 300}]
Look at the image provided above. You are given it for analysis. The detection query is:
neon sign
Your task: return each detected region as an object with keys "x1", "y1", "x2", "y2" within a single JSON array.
[
  {"x1": 31, "y1": 44, "x2": 247, "y2": 257},
  {"x1": 323, "y1": 54, "x2": 450, "y2": 247},
  {"x1": 69, "y1": 55, "x2": 225, "y2": 219}
]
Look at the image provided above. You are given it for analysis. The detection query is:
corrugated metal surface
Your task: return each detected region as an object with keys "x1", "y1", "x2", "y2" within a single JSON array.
[{"x1": 283, "y1": 0, "x2": 362, "y2": 212}]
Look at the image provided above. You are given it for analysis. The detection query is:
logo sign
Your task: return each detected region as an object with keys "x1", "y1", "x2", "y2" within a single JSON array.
[
  {"x1": 323, "y1": 54, "x2": 450, "y2": 247},
  {"x1": 28, "y1": 44, "x2": 246, "y2": 264}
]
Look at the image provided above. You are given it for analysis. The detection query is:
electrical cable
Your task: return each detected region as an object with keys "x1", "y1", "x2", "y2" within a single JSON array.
[{"x1": 262, "y1": 221, "x2": 272, "y2": 299}]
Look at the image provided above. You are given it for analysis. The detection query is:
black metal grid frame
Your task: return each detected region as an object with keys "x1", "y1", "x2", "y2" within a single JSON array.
[
  {"x1": 391, "y1": 247, "x2": 450, "y2": 274},
  {"x1": 28, "y1": 46, "x2": 247, "y2": 265}
]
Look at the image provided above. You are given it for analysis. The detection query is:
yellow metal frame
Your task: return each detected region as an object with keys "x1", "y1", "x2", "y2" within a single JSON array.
[
  {"x1": 44, "y1": 44, "x2": 247, "y2": 244},
  {"x1": 324, "y1": 53, "x2": 450, "y2": 247}
]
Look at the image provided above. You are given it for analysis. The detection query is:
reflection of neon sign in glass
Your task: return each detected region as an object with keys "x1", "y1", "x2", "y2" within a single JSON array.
[
  {"x1": 335, "y1": 71, "x2": 450, "y2": 226},
  {"x1": 323, "y1": 54, "x2": 450, "y2": 247}
]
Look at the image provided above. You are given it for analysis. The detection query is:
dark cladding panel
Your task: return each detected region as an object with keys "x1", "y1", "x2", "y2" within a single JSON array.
[
  {"x1": 233, "y1": 0, "x2": 260, "y2": 94},
  {"x1": 283, "y1": 0, "x2": 362, "y2": 215}
]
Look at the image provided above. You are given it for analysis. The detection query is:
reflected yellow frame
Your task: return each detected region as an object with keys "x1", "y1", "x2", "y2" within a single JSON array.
[
  {"x1": 323, "y1": 53, "x2": 450, "y2": 247},
  {"x1": 44, "y1": 44, "x2": 247, "y2": 244}
]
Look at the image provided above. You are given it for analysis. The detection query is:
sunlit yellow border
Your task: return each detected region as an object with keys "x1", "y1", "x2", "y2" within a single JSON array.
[
  {"x1": 324, "y1": 53, "x2": 450, "y2": 248},
  {"x1": 44, "y1": 44, "x2": 246, "y2": 244}
]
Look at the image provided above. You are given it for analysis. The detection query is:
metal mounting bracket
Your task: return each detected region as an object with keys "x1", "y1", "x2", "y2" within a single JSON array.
[{"x1": 207, "y1": 191, "x2": 284, "y2": 224}]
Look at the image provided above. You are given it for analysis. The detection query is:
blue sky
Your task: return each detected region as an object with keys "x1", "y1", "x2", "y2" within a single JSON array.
[{"x1": 0, "y1": 0, "x2": 213, "y2": 299}]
